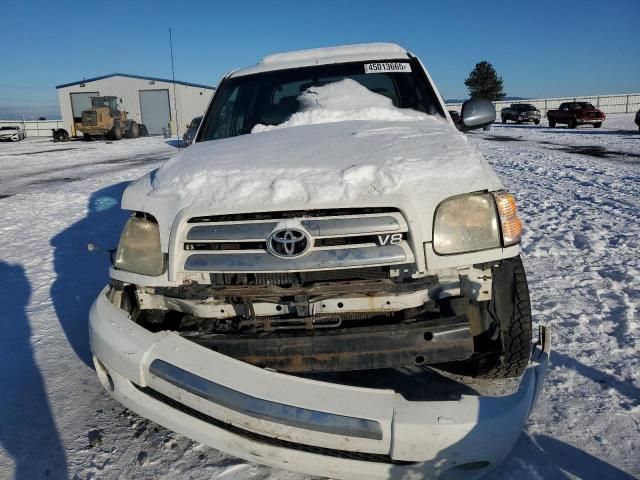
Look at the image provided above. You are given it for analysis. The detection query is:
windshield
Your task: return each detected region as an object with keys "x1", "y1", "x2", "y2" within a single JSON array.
[
  {"x1": 198, "y1": 59, "x2": 444, "y2": 142},
  {"x1": 91, "y1": 97, "x2": 117, "y2": 109},
  {"x1": 565, "y1": 102, "x2": 595, "y2": 110},
  {"x1": 0, "y1": 126, "x2": 18, "y2": 130}
]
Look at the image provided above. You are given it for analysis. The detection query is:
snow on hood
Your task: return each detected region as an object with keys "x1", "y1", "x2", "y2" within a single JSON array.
[
  {"x1": 123, "y1": 117, "x2": 502, "y2": 248},
  {"x1": 252, "y1": 79, "x2": 428, "y2": 132}
]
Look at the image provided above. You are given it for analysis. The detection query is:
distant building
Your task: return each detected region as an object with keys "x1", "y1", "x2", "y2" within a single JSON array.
[{"x1": 56, "y1": 73, "x2": 215, "y2": 137}]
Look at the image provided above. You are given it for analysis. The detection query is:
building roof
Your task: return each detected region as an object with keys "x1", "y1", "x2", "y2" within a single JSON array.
[
  {"x1": 56, "y1": 73, "x2": 215, "y2": 90},
  {"x1": 231, "y1": 42, "x2": 410, "y2": 78}
]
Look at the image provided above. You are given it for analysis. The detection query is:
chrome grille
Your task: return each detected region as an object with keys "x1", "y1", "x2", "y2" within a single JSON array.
[{"x1": 176, "y1": 210, "x2": 414, "y2": 274}]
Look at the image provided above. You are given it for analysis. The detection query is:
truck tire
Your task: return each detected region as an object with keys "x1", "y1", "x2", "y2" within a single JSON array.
[
  {"x1": 534, "y1": 120, "x2": 540, "y2": 125},
  {"x1": 126, "y1": 121, "x2": 140, "y2": 139},
  {"x1": 475, "y1": 256, "x2": 533, "y2": 378},
  {"x1": 549, "y1": 120, "x2": 556, "y2": 128},
  {"x1": 52, "y1": 129, "x2": 69, "y2": 142},
  {"x1": 501, "y1": 116, "x2": 507, "y2": 124},
  {"x1": 138, "y1": 124, "x2": 149, "y2": 137},
  {"x1": 593, "y1": 122, "x2": 602, "y2": 128},
  {"x1": 437, "y1": 256, "x2": 533, "y2": 379},
  {"x1": 83, "y1": 133, "x2": 93, "y2": 141},
  {"x1": 568, "y1": 119, "x2": 577, "y2": 129},
  {"x1": 109, "y1": 122, "x2": 123, "y2": 140}
]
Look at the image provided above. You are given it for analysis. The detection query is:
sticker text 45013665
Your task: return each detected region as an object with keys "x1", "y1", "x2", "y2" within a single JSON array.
[{"x1": 364, "y1": 62, "x2": 412, "y2": 74}]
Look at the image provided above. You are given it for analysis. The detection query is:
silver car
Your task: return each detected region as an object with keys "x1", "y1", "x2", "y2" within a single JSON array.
[
  {"x1": 182, "y1": 116, "x2": 202, "y2": 146},
  {"x1": 0, "y1": 125, "x2": 26, "y2": 142}
]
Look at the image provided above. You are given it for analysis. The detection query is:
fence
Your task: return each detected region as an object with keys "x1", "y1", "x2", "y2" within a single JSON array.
[
  {"x1": 445, "y1": 93, "x2": 640, "y2": 116},
  {"x1": 0, "y1": 119, "x2": 63, "y2": 138}
]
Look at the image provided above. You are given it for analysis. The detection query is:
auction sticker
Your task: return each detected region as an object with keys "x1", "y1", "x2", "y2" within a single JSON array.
[{"x1": 364, "y1": 62, "x2": 412, "y2": 74}]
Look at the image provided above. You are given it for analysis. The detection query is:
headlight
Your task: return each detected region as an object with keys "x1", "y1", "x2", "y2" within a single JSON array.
[
  {"x1": 114, "y1": 213, "x2": 166, "y2": 276},
  {"x1": 433, "y1": 191, "x2": 522, "y2": 255}
]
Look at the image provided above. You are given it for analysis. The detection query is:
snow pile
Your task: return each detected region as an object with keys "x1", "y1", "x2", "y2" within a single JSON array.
[
  {"x1": 252, "y1": 79, "x2": 428, "y2": 132},
  {"x1": 142, "y1": 117, "x2": 496, "y2": 232}
]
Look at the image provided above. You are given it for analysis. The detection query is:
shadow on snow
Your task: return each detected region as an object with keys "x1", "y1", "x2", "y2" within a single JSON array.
[
  {"x1": 0, "y1": 262, "x2": 69, "y2": 479},
  {"x1": 50, "y1": 181, "x2": 131, "y2": 367}
]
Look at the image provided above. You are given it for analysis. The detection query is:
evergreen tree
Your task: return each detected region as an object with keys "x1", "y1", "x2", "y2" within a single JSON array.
[{"x1": 464, "y1": 61, "x2": 506, "y2": 100}]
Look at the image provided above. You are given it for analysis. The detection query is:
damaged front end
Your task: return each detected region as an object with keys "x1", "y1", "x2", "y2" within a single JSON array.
[
  {"x1": 109, "y1": 268, "x2": 475, "y2": 373},
  {"x1": 107, "y1": 206, "x2": 527, "y2": 377}
]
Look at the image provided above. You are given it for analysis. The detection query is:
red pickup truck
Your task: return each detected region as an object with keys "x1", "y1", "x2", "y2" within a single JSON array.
[{"x1": 547, "y1": 101, "x2": 605, "y2": 128}]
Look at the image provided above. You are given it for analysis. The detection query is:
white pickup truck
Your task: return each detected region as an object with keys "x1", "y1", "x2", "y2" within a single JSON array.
[{"x1": 90, "y1": 43, "x2": 547, "y2": 479}]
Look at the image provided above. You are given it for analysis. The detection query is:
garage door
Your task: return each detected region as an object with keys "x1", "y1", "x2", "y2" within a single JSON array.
[
  {"x1": 139, "y1": 90, "x2": 171, "y2": 135},
  {"x1": 70, "y1": 92, "x2": 99, "y2": 122}
]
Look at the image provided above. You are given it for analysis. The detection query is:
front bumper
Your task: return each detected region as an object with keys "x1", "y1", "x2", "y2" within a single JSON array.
[
  {"x1": 577, "y1": 117, "x2": 604, "y2": 124},
  {"x1": 90, "y1": 286, "x2": 550, "y2": 479}
]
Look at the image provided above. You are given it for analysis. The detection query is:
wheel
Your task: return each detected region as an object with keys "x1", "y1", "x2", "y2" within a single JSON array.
[
  {"x1": 501, "y1": 116, "x2": 507, "y2": 124},
  {"x1": 109, "y1": 122, "x2": 122, "y2": 140},
  {"x1": 138, "y1": 124, "x2": 149, "y2": 137},
  {"x1": 437, "y1": 256, "x2": 533, "y2": 379},
  {"x1": 52, "y1": 129, "x2": 69, "y2": 142},
  {"x1": 549, "y1": 120, "x2": 556, "y2": 128},
  {"x1": 568, "y1": 119, "x2": 577, "y2": 129},
  {"x1": 83, "y1": 133, "x2": 93, "y2": 141},
  {"x1": 516, "y1": 118, "x2": 523, "y2": 124},
  {"x1": 126, "y1": 121, "x2": 140, "y2": 139},
  {"x1": 534, "y1": 120, "x2": 540, "y2": 125},
  {"x1": 593, "y1": 122, "x2": 602, "y2": 128}
]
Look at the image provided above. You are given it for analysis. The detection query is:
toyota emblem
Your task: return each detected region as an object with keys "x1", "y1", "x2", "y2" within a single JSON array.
[{"x1": 267, "y1": 228, "x2": 311, "y2": 258}]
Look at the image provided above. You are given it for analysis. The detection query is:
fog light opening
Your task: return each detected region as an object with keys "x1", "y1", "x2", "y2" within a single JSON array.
[{"x1": 94, "y1": 357, "x2": 115, "y2": 392}]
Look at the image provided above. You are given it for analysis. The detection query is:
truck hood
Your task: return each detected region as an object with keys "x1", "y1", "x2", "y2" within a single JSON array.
[{"x1": 123, "y1": 118, "x2": 503, "y2": 249}]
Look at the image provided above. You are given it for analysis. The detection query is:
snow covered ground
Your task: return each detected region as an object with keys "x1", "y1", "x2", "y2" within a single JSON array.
[{"x1": 0, "y1": 115, "x2": 638, "y2": 479}]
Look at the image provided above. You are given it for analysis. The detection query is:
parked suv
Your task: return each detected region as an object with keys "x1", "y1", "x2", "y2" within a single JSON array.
[
  {"x1": 90, "y1": 43, "x2": 537, "y2": 478},
  {"x1": 501, "y1": 103, "x2": 541, "y2": 124},
  {"x1": 547, "y1": 101, "x2": 605, "y2": 128}
]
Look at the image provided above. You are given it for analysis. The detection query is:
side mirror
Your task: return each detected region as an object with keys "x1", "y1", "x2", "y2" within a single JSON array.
[{"x1": 460, "y1": 98, "x2": 496, "y2": 131}]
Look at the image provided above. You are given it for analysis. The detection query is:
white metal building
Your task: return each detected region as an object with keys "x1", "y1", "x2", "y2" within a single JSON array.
[{"x1": 56, "y1": 73, "x2": 215, "y2": 137}]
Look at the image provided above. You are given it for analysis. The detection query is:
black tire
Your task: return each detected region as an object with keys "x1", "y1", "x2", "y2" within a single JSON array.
[
  {"x1": 593, "y1": 122, "x2": 602, "y2": 128},
  {"x1": 568, "y1": 119, "x2": 577, "y2": 129},
  {"x1": 83, "y1": 133, "x2": 92, "y2": 141},
  {"x1": 534, "y1": 120, "x2": 540, "y2": 125},
  {"x1": 109, "y1": 122, "x2": 122, "y2": 140},
  {"x1": 126, "y1": 121, "x2": 140, "y2": 139},
  {"x1": 476, "y1": 256, "x2": 532, "y2": 378},
  {"x1": 138, "y1": 124, "x2": 149, "y2": 137},
  {"x1": 52, "y1": 129, "x2": 69, "y2": 142},
  {"x1": 549, "y1": 120, "x2": 556, "y2": 128},
  {"x1": 501, "y1": 116, "x2": 507, "y2": 124},
  {"x1": 437, "y1": 256, "x2": 533, "y2": 379},
  {"x1": 516, "y1": 119, "x2": 523, "y2": 124}
]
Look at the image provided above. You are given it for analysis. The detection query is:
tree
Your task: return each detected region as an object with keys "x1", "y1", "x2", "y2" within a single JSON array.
[{"x1": 464, "y1": 61, "x2": 506, "y2": 100}]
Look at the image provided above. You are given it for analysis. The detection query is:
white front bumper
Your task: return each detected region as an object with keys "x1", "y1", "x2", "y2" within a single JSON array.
[{"x1": 89, "y1": 286, "x2": 550, "y2": 480}]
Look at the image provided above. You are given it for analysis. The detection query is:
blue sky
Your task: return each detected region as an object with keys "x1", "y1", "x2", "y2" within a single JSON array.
[{"x1": 1, "y1": 0, "x2": 638, "y2": 115}]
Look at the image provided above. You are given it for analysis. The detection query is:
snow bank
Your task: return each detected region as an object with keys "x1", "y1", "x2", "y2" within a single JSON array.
[{"x1": 252, "y1": 79, "x2": 428, "y2": 132}]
